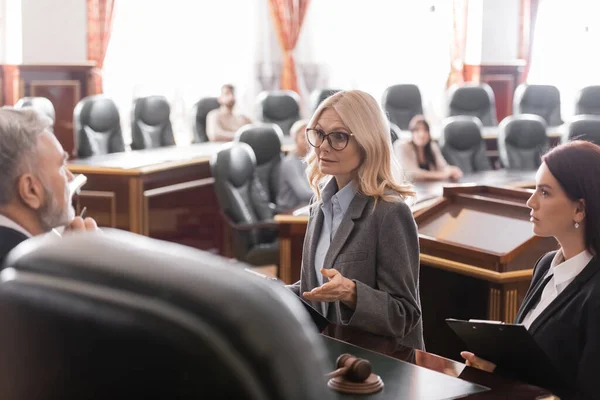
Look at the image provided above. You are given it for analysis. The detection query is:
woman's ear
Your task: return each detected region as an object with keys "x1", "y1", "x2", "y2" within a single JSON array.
[
  {"x1": 574, "y1": 198, "x2": 586, "y2": 224},
  {"x1": 17, "y1": 174, "x2": 44, "y2": 210}
]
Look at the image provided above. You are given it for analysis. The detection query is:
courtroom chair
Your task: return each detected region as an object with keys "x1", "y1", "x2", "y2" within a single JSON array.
[
  {"x1": 131, "y1": 95, "x2": 176, "y2": 150},
  {"x1": 257, "y1": 90, "x2": 300, "y2": 136},
  {"x1": 191, "y1": 97, "x2": 220, "y2": 143},
  {"x1": 310, "y1": 88, "x2": 341, "y2": 112},
  {"x1": 440, "y1": 116, "x2": 491, "y2": 174},
  {"x1": 497, "y1": 114, "x2": 548, "y2": 170},
  {"x1": 210, "y1": 142, "x2": 280, "y2": 267},
  {"x1": 0, "y1": 230, "x2": 333, "y2": 400},
  {"x1": 14, "y1": 97, "x2": 55, "y2": 129},
  {"x1": 564, "y1": 114, "x2": 600, "y2": 146},
  {"x1": 447, "y1": 83, "x2": 498, "y2": 127},
  {"x1": 382, "y1": 84, "x2": 424, "y2": 130},
  {"x1": 73, "y1": 95, "x2": 126, "y2": 158},
  {"x1": 235, "y1": 123, "x2": 284, "y2": 206},
  {"x1": 575, "y1": 85, "x2": 600, "y2": 116},
  {"x1": 513, "y1": 84, "x2": 563, "y2": 127},
  {"x1": 389, "y1": 122, "x2": 401, "y2": 144}
]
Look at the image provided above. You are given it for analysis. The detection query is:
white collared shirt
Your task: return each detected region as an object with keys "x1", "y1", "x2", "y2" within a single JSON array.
[
  {"x1": 522, "y1": 249, "x2": 593, "y2": 329},
  {"x1": 0, "y1": 214, "x2": 32, "y2": 238}
]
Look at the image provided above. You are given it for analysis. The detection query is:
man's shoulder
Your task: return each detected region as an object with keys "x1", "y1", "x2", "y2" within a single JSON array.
[{"x1": 0, "y1": 226, "x2": 29, "y2": 266}]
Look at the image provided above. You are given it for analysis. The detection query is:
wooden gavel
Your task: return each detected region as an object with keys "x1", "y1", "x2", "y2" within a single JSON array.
[{"x1": 326, "y1": 353, "x2": 372, "y2": 382}]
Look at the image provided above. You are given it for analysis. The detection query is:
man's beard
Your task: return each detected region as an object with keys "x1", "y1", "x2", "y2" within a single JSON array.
[{"x1": 38, "y1": 181, "x2": 74, "y2": 232}]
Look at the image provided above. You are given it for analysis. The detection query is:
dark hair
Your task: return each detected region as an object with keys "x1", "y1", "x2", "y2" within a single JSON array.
[
  {"x1": 221, "y1": 84, "x2": 235, "y2": 93},
  {"x1": 408, "y1": 115, "x2": 435, "y2": 169},
  {"x1": 543, "y1": 140, "x2": 600, "y2": 256}
]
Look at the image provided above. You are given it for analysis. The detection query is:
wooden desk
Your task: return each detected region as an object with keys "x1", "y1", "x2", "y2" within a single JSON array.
[{"x1": 322, "y1": 329, "x2": 553, "y2": 399}]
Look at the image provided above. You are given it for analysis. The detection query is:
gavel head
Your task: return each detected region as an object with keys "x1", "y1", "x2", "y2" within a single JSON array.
[{"x1": 336, "y1": 353, "x2": 372, "y2": 382}]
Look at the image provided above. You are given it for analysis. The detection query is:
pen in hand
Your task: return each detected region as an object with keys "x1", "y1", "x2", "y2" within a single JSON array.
[{"x1": 79, "y1": 207, "x2": 87, "y2": 219}]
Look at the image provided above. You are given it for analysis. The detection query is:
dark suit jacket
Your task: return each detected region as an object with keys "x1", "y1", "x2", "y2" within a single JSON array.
[
  {"x1": 0, "y1": 226, "x2": 28, "y2": 267},
  {"x1": 514, "y1": 251, "x2": 600, "y2": 399},
  {"x1": 288, "y1": 192, "x2": 424, "y2": 351}
]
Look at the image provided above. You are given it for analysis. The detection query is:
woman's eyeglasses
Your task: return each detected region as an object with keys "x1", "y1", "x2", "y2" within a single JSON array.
[{"x1": 306, "y1": 128, "x2": 354, "y2": 151}]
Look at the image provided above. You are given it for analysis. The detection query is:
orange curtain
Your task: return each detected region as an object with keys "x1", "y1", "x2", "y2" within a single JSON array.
[
  {"x1": 268, "y1": 0, "x2": 311, "y2": 94},
  {"x1": 518, "y1": 0, "x2": 540, "y2": 83},
  {"x1": 447, "y1": 0, "x2": 469, "y2": 87},
  {"x1": 87, "y1": 0, "x2": 115, "y2": 94}
]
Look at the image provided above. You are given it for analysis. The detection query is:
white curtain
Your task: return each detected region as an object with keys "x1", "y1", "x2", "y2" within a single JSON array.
[
  {"x1": 103, "y1": 0, "x2": 453, "y2": 142},
  {"x1": 528, "y1": 0, "x2": 600, "y2": 120}
]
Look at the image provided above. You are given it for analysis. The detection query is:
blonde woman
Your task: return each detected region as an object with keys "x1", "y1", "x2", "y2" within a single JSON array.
[{"x1": 287, "y1": 90, "x2": 424, "y2": 350}]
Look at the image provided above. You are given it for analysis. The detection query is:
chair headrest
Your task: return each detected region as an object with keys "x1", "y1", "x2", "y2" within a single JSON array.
[
  {"x1": 236, "y1": 124, "x2": 283, "y2": 165},
  {"x1": 194, "y1": 97, "x2": 220, "y2": 121},
  {"x1": 568, "y1": 115, "x2": 600, "y2": 145},
  {"x1": 382, "y1": 84, "x2": 422, "y2": 108},
  {"x1": 80, "y1": 95, "x2": 120, "y2": 132},
  {"x1": 310, "y1": 89, "x2": 341, "y2": 111},
  {"x1": 517, "y1": 84, "x2": 561, "y2": 107},
  {"x1": 211, "y1": 142, "x2": 257, "y2": 188},
  {"x1": 259, "y1": 91, "x2": 300, "y2": 121},
  {"x1": 442, "y1": 116, "x2": 483, "y2": 150},
  {"x1": 576, "y1": 86, "x2": 600, "y2": 113},
  {"x1": 500, "y1": 114, "x2": 547, "y2": 149},
  {"x1": 136, "y1": 96, "x2": 171, "y2": 126},
  {"x1": 448, "y1": 83, "x2": 493, "y2": 111},
  {"x1": 14, "y1": 97, "x2": 56, "y2": 122},
  {"x1": 1, "y1": 230, "x2": 332, "y2": 400}
]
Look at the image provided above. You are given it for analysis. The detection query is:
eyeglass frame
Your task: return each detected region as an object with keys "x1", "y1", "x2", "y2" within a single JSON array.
[{"x1": 305, "y1": 128, "x2": 355, "y2": 151}]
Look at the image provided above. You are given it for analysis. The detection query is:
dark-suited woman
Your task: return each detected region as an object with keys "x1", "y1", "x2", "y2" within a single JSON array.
[
  {"x1": 462, "y1": 140, "x2": 600, "y2": 399},
  {"x1": 286, "y1": 90, "x2": 424, "y2": 351}
]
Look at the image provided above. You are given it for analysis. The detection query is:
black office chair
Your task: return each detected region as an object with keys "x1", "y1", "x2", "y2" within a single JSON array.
[
  {"x1": 257, "y1": 91, "x2": 300, "y2": 136},
  {"x1": 235, "y1": 124, "x2": 284, "y2": 206},
  {"x1": 565, "y1": 115, "x2": 600, "y2": 146},
  {"x1": 0, "y1": 230, "x2": 332, "y2": 400},
  {"x1": 447, "y1": 83, "x2": 497, "y2": 127},
  {"x1": 389, "y1": 122, "x2": 401, "y2": 144},
  {"x1": 210, "y1": 143, "x2": 279, "y2": 266},
  {"x1": 498, "y1": 114, "x2": 548, "y2": 170},
  {"x1": 441, "y1": 116, "x2": 491, "y2": 174},
  {"x1": 310, "y1": 89, "x2": 341, "y2": 112},
  {"x1": 513, "y1": 84, "x2": 563, "y2": 127},
  {"x1": 575, "y1": 86, "x2": 600, "y2": 116},
  {"x1": 14, "y1": 97, "x2": 55, "y2": 129},
  {"x1": 73, "y1": 95, "x2": 126, "y2": 158},
  {"x1": 191, "y1": 97, "x2": 220, "y2": 143},
  {"x1": 131, "y1": 95, "x2": 176, "y2": 150},
  {"x1": 382, "y1": 84, "x2": 424, "y2": 130}
]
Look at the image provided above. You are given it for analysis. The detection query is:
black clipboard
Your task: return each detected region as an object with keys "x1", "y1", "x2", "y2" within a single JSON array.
[{"x1": 446, "y1": 318, "x2": 566, "y2": 393}]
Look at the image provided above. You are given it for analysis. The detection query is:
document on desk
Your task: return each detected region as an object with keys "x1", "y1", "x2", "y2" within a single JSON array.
[{"x1": 446, "y1": 318, "x2": 565, "y2": 392}]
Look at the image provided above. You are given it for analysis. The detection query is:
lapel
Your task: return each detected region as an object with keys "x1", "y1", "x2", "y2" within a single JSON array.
[
  {"x1": 303, "y1": 205, "x2": 324, "y2": 291},
  {"x1": 528, "y1": 257, "x2": 600, "y2": 335},
  {"x1": 322, "y1": 193, "x2": 370, "y2": 271},
  {"x1": 514, "y1": 252, "x2": 555, "y2": 323}
]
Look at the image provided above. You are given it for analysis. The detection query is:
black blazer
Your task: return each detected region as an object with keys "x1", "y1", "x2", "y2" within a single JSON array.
[
  {"x1": 513, "y1": 251, "x2": 600, "y2": 399},
  {"x1": 0, "y1": 226, "x2": 28, "y2": 267}
]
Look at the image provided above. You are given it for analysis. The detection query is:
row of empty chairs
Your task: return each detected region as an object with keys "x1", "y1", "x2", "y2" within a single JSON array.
[{"x1": 383, "y1": 83, "x2": 600, "y2": 129}]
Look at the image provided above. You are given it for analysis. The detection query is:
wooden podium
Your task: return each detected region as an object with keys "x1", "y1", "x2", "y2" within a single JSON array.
[{"x1": 415, "y1": 185, "x2": 557, "y2": 359}]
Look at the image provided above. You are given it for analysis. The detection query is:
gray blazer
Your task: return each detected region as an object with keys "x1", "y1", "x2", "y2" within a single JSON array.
[{"x1": 289, "y1": 192, "x2": 424, "y2": 351}]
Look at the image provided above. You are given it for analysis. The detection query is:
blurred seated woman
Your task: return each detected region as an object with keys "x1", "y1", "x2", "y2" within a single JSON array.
[
  {"x1": 286, "y1": 90, "x2": 424, "y2": 351},
  {"x1": 462, "y1": 141, "x2": 600, "y2": 399},
  {"x1": 394, "y1": 115, "x2": 462, "y2": 182}
]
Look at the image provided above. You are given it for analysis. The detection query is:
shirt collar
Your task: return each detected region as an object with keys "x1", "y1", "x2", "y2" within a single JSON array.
[
  {"x1": 549, "y1": 249, "x2": 594, "y2": 288},
  {"x1": 321, "y1": 178, "x2": 357, "y2": 212},
  {"x1": 0, "y1": 214, "x2": 32, "y2": 238}
]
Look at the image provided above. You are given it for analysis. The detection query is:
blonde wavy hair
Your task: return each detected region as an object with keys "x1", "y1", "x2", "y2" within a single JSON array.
[{"x1": 305, "y1": 90, "x2": 415, "y2": 203}]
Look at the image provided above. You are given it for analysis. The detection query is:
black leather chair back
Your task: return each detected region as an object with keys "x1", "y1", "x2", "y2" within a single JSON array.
[
  {"x1": 382, "y1": 84, "x2": 424, "y2": 130},
  {"x1": 448, "y1": 83, "x2": 497, "y2": 127},
  {"x1": 191, "y1": 97, "x2": 220, "y2": 143},
  {"x1": 498, "y1": 114, "x2": 548, "y2": 170},
  {"x1": 310, "y1": 89, "x2": 341, "y2": 111},
  {"x1": 236, "y1": 124, "x2": 283, "y2": 204},
  {"x1": 0, "y1": 230, "x2": 332, "y2": 400},
  {"x1": 575, "y1": 86, "x2": 600, "y2": 116},
  {"x1": 257, "y1": 91, "x2": 300, "y2": 135},
  {"x1": 513, "y1": 84, "x2": 563, "y2": 127},
  {"x1": 73, "y1": 95, "x2": 125, "y2": 158},
  {"x1": 14, "y1": 97, "x2": 55, "y2": 128},
  {"x1": 441, "y1": 116, "x2": 491, "y2": 173},
  {"x1": 131, "y1": 96, "x2": 175, "y2": 150},
  {"x1": 566, "y1": 115, "x2": 600, "y2": 146}
]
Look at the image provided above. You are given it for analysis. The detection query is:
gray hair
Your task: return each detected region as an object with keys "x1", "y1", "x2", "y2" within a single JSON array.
[{"x1": 0, "y1": 108, "x2": 49, "y2": 205}]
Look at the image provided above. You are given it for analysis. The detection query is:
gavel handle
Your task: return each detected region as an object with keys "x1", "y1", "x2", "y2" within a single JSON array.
[{"x1": 326, "y1": 367, "x2": 348, "y2": 379}]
